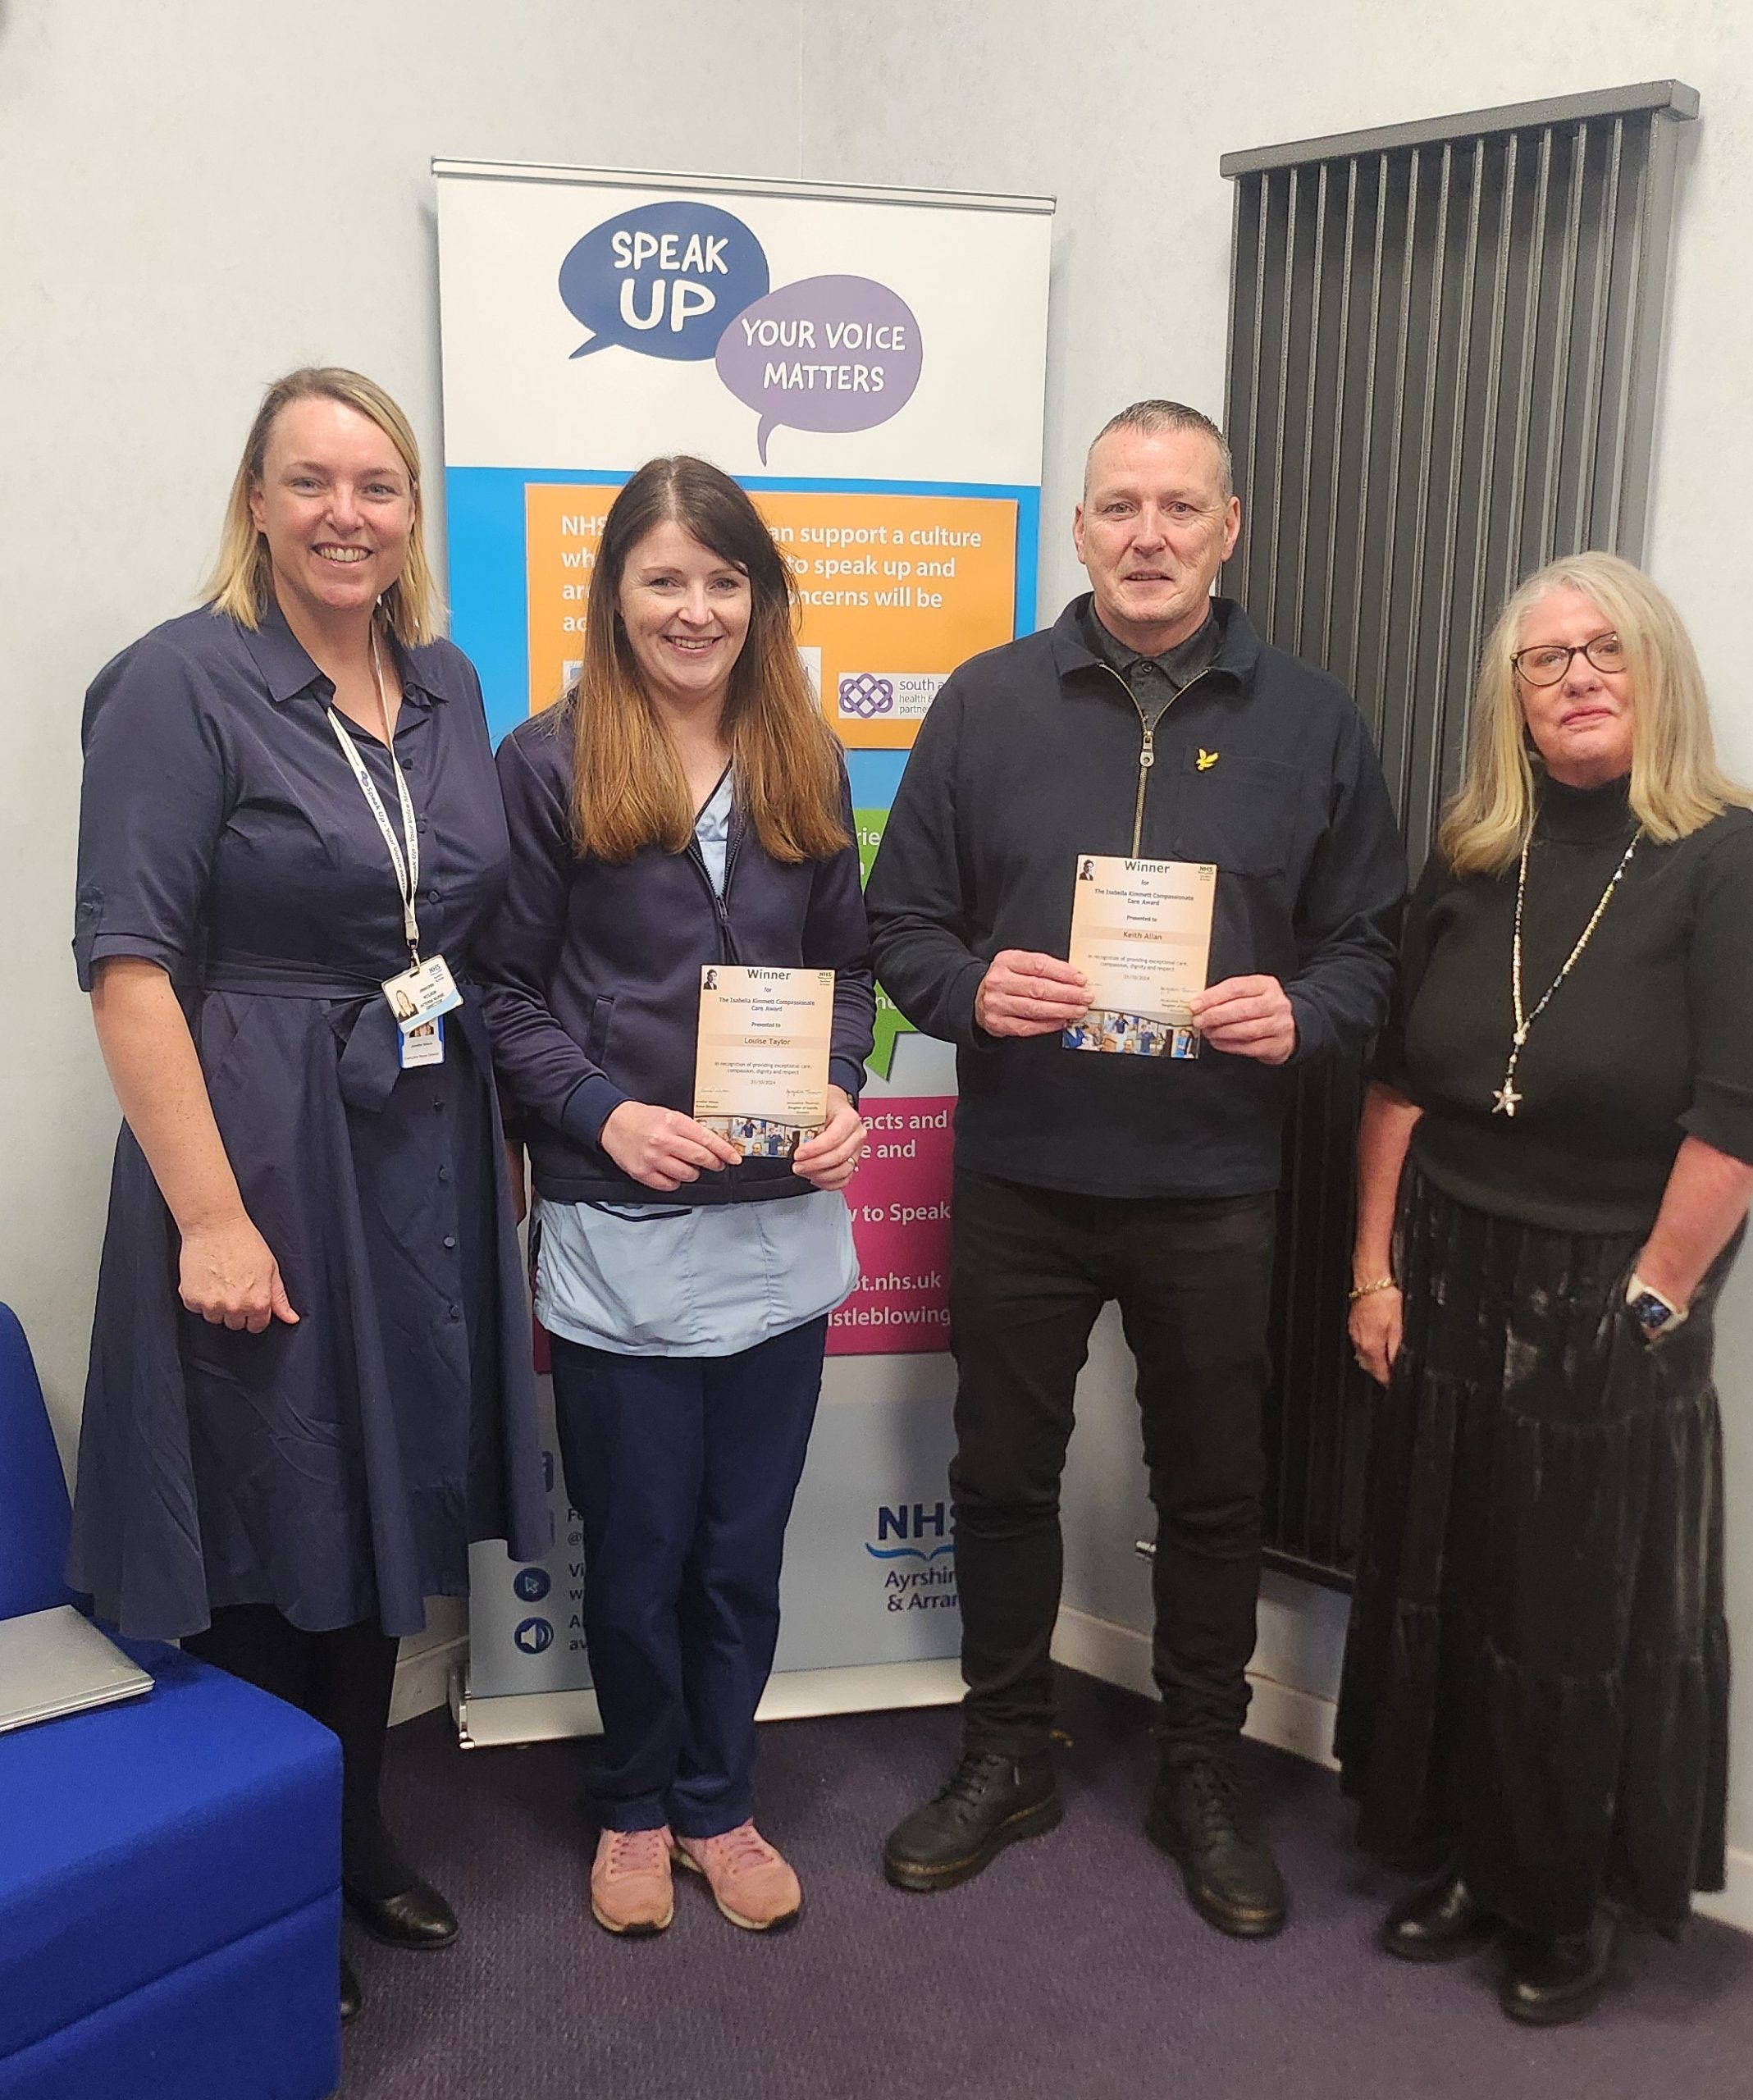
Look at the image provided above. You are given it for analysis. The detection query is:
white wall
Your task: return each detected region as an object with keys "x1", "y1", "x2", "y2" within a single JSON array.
[{"x1": 797, "y1": 2, "x2": 1753, "y2": 1890}]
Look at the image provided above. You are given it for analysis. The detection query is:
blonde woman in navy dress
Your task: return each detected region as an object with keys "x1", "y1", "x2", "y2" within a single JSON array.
[{"x1": 71, "y1": 368, "x2": 546, "y2": 2023}]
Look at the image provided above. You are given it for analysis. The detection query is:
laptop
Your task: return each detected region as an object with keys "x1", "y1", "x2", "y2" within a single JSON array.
[{"x1": 0, "y1": 1605, "x2": 153, "y2": 1734}]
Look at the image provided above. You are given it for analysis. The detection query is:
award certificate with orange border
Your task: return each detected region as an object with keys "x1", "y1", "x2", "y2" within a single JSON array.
[
  {"x1": 693, "y1": 966, "x2": 834, "y2": 1155},
  {"x1": 1063, "y1": 855, "x2": 1216, "y2": 1058}
]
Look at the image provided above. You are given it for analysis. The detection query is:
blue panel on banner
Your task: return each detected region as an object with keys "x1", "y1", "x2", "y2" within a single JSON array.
[
  {"x1": 1013, "y1": 485, "x2": 1043, "y2": 636},
  {"x1": 845, "y1": 750, "x2": 911, "y2": 809},
  {"x1": 446, "y1": 468, "x2": 532, "y2": 745}
]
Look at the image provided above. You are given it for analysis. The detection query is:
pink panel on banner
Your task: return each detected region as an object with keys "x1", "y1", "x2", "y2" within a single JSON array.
[{"x1": 831, "y1": 1097, "x2": 953, "y2": 1355}]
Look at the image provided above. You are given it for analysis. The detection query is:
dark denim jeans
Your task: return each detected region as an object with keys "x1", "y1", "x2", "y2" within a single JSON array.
[
  {"x1": 947, "y1": 1166, "x2": 1276, "y2": 1758},
  {"x1": 548, "y1": 1317, "x2": 827, "y2": 1837}
]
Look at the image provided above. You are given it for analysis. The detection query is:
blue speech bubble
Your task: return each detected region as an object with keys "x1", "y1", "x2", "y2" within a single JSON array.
[{"x1": 559, "y1": 201, "x2": 769, "y2": 362}]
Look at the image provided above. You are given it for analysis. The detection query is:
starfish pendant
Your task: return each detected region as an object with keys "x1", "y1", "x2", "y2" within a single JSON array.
[{"x1": 1492, "y1": 1080, "x2": 1521, "y2": 1117}]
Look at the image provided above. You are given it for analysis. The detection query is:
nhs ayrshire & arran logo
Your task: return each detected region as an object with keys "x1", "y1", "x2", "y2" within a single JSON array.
[{"x1": 867, "y1": 1501, "x2": 958, "y2": 1616}]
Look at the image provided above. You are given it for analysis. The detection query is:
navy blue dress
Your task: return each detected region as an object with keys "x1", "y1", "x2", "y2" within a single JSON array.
[{"x1": 70, "y1": 602, "x2": 547, "y2": 1641}]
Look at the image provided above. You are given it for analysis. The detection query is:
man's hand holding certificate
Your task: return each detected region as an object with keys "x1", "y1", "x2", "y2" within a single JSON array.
[
  {"x1": 1186, "y1": 975, "x2": 1297, "y2": 1066},
  {"x1": 974, "y1": 951, "x2": 1091, "y2": 1038}
]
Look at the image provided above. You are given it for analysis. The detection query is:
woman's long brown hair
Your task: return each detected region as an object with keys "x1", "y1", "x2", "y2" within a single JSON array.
[{"x1": 564, "y1": 457, "x2": 847, "y2": 865}]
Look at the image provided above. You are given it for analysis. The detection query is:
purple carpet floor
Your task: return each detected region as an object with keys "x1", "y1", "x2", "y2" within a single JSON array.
[{"x1": 339, "y1": 1669, "x2": 1753, "y2": 2098}]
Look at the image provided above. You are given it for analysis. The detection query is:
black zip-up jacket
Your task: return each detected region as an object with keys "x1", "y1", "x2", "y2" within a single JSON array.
[
  {"x1": 865, "y1": 594, "x2": 1405, "y2": 1199},
  {"x1": 482, "y1": 706, "x2": 874, "y2": 1207}
]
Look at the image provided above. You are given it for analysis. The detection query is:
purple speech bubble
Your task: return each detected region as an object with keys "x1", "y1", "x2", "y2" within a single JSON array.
[{"x1": 715, "y1": 275, "x2": 923, "y2": 463}]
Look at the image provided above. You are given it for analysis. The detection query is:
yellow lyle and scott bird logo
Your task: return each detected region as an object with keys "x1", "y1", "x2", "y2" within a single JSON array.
[{"x1": 1196, "y1": 748, "x2": 1220, "y2": 771}]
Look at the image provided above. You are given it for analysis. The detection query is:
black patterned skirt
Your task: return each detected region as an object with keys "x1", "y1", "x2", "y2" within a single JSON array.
[{"x1": 1335, "y1": 1167, "x2": 1733, "y2": 1938}]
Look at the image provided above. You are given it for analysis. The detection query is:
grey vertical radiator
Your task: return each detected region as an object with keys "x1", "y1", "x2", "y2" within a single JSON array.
[{"x1": 1217, "y1": 81, "x2": 1698, "y2": 1583}]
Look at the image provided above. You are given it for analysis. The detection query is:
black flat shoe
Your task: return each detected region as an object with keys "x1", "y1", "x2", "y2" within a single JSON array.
[
  {"x1": 340, "y1": 1955, "x2": 363, "y2": 2025},
  {"x1": 344, "y1": 1877, "x2": 459, "y2": 1950},
  {"x1": 1381, "y1": 1869, "x2": 1498, "y2": 1962},
  {"x1": 1500, "y1": 1906, "x2": 1621, "y2": 2025}
]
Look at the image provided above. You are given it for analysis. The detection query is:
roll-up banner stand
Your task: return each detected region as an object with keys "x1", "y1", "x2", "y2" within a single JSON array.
[{"x1": 436, "y1": 159, "x2": 1053, "y2": 1746}]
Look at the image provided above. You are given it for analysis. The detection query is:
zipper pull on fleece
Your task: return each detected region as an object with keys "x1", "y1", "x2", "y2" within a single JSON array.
[{"x1": 1130, "y1": 726, "x2": 1156, "y2": 855}]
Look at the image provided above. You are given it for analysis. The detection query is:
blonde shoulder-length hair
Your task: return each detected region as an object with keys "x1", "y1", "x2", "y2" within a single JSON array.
[
  {"x1": 1439, "y1": 550, "x2": 1751, "y2": 877},
  {"x1": 203, "y1": 366, "x2": 441, "y2": 647},
  {"x1": 564, "y1": 455, "x2": 847, "y2": 865}
]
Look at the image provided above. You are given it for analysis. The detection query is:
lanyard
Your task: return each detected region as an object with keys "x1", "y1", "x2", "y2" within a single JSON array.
[{"x1": 324, "y1": 631, "x2": 422, "y2": 961}]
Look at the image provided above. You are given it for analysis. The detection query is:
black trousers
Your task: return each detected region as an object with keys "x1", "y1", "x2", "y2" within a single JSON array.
[
  {"x1": 182, "y1": 1605, "x2": 410, "y2": 1898},
  {"x1": 947, "y1": 1166, "x2": 1276, "y2": 1758}
]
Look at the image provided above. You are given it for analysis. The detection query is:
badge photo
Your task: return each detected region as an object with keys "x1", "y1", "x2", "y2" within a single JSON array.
[{"x1": 382, "y1": 953, "x2": 463, "y2": 1028}]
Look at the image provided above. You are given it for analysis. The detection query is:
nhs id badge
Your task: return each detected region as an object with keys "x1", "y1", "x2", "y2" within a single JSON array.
[
  {"x1": 382, "y1": 953, "x2": 463, "y2": 1027},
  {"x1": 399, "y1": 1016, "x2": 445, "y2": 1069}
]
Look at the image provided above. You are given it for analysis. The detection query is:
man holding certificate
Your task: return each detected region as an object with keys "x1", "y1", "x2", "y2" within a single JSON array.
[{"x1": 868, "y1": 400, "x2": 1404, "y2": 1936}]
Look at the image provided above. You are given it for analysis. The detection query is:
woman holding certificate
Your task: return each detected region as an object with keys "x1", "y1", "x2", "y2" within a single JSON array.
[
  {"x1": 1336, "y1": 554, "x2": 1753, "y2": 2025},
  {"x1": 485, "y1": 457, "x2": 874, "y2": 1938},
  {"x1": 70, "y1": 368, "x2": 547, "y2": 2023}
]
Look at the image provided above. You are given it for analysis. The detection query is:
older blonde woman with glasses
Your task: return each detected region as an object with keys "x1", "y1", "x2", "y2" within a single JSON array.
[
  {"x1": 70, "y1": 367, "x2": 546, "y2": 2023},
  {"x1": 1335, "y1": 551, "x2": 1753, "y2": 2025}
]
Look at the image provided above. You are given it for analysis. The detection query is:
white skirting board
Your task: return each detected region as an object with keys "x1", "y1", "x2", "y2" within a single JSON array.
[
  {"x1": 395, "y1": 1609, "x2": 1753, "y2": 1936},
  {"x1": 1048, "y1": 1603, "x2": 1340, "y2": 1772},
  {"x1": 446, "y1": 1655, "x2": 966, "y2": 1749}
]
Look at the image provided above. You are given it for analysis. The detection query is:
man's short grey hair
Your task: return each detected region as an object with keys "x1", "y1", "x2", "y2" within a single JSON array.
[{"x1": 1084, "y1": 400, "x2": 1234, "y2": 501}]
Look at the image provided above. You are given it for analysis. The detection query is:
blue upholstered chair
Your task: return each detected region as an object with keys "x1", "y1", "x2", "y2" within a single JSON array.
[{"x1": 0, "y1": 1303, "x2": 343, "y2": 2100}]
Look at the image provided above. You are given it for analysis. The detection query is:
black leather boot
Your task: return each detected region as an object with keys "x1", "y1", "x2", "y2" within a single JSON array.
[
  {"x1": 883, "y1": 1747, "x2": 1061, "y2": 1892},
  {"x1": 1146, "y1": 1754, "x2": 1286, "y2": 1938},
  {"x1": 340, "y1": 1955, "x2": 363, "y2": 2025},
  {"x1": 1381, "y1": 1869, "x2": 1498, "y2": 1962},
  {"x1": 1500, "y1": 1906, "x2": 1621, "y2": 2025}
]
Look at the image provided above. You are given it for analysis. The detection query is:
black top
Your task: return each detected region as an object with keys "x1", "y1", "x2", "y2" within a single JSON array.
[
  {"x1": 1385, "y1": 774, "x2": 1753, "y2": 1232},
  {"x1": 866, "y1": 595, "x2": 1405, "y2": 1200}
]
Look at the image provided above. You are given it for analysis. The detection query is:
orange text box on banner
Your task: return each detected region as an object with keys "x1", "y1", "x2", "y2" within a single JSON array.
[
  {"x1": 525, "y1": 483, "x2": 1016, "y2": 741},
  {"x1": 764, "y1": 491, "x2": 1016, "y2": 748}
]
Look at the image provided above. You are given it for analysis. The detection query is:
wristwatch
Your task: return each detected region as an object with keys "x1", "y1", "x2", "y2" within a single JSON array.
[{"x1": 1625, "y1": 1271, "x2": 1688, "y2": 1344}]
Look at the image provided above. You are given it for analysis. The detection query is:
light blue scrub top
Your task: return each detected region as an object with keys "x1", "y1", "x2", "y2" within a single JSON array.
[{"x1": 533, "y1": 769, "x2": 860, "y2": 1358}]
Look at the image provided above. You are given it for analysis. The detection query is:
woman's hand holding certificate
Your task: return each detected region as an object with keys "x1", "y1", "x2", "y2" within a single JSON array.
[
  {"x1": 600, "y1": 1102, "x2": 740, "y2": 1192},
  {"x1": 975, "y1": 951, "x2": 1091, "y2": 1039},
  {"x1": 791, "y1": 1086, "x2": 866, "y2": 1191}
]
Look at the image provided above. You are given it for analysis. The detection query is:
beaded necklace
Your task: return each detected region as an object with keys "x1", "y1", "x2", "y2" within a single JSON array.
[{"x1": 1491, "y1": 827, "x2": 1640, "y2": 1117}]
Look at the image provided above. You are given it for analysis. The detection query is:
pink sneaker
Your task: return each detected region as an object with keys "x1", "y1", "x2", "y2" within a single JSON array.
[
  {"x1": 673, "y1": 1821, "x2": 802, "y2": 1930},
  {"x1": 590, "y1": 1824, "x2": 674, "y2": 1936}
]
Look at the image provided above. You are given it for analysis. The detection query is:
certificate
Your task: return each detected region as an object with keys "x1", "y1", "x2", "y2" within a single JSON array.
[
  {"x1": 1063, "y1": 853, "x2": 1216, "y2": 1058},
  {"x1": 693, "y1": 966, "x2": 835, "y2": 1156}
]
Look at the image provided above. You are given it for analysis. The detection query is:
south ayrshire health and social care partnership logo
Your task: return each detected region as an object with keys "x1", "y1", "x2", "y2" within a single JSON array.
[{"x1": 557, "y1": 200, "x2": 923, "y2": 465}]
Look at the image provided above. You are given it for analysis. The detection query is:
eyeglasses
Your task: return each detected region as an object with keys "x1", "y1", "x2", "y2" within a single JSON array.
[{"x1": 1511, "y1": 632, "x2": 1627, "y2": 686}]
